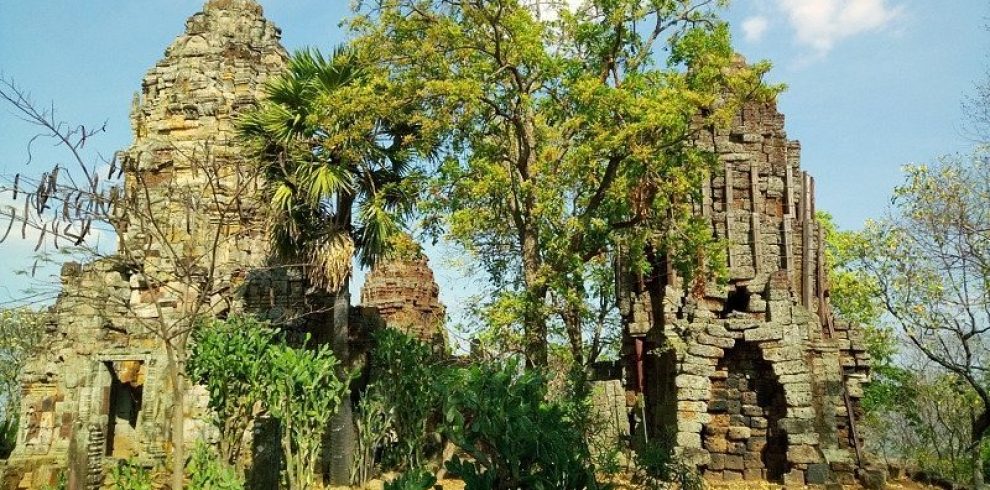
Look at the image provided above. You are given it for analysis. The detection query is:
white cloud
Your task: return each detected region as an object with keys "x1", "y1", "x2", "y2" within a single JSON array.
[
  {"x1": 742, "y1": 16, "x2": 770, "y2": 43},
  {"x1": 776, "y1": 0, "x2": 903, "y2": 56}
]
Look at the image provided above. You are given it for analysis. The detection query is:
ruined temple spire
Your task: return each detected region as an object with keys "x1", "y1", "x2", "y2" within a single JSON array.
[{"x1": 203, "y1": 0, "x2": 264, "y2": 15}]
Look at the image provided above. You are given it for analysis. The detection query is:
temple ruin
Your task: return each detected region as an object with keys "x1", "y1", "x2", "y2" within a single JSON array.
[
  {"x1": 0, "y1": 1, "x2": 443, "y2": 488},
  {"x1": 615, "y1": 94, "x2": 877, "y2": 486},
  {"x1": 1, "y1": 0, "x2": 878, "y2": 488}
]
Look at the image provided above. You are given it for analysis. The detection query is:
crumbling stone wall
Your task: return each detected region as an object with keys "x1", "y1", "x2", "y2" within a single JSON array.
[{"x1": 618, "y1": 89, "x2": 875, "y2": 486}]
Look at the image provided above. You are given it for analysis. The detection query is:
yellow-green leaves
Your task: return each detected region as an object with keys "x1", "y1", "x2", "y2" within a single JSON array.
[{"x1": 347, "y1": 0, "x2": 776, "y2": 364}]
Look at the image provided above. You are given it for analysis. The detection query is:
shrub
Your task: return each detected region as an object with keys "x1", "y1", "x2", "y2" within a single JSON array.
[
  {"x1": 441, "y1": 362, "x2": 600, "y2": 490},
  {"x1": 107, "y1": 460, "x2": 155, "y2": 490},
  {"x1": 370, "y1": 329, "x2": 445, "y2": 469},
  {"x1": 259, "y1": 338, "x2": 349, "y2": 490},
  {"x1": 351, "y1": 387, "x2": 394, "y2": 485},
  {"x1": 188, "y1": 316, "x2": 278, "y2": 464},
  {"x1": 187, "y1": 441, "x2": 244, "y2": 490},
  {"x1": 189, "y1": 316, "x2": 350, "y2": 490},
  {"x1": 384, "y1": 467, "x2": 437, "y2": 490}
]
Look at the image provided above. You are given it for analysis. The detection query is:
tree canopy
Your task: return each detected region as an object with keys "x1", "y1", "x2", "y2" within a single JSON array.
[{"x1": 348, "y1": 0, "x2": 776, "y2": 366}]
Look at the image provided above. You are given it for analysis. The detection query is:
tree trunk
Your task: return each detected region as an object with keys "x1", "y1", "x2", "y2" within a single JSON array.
[
  {"x1": 521, "y1": 231, "x2": 548, "y2": 368},
  {"x1": 562, "y1": 303, "x2": 584, "y2": 366},
  {"x1": 165, "y1": 341, "x2": 185, "y2": 490},
  {"x1": 327, "y1": 278, "x2": 354, "y2": 485}
]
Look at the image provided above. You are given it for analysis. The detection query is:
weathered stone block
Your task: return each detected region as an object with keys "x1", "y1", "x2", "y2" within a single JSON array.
[
  {"x1": 687, "y1": 344, "x2": 723, "y2": 359},
  {"x1": 773, "y1": 359, "x2": 807, "y2": 376},
  {"x1": 675, "y1": 375, "x2": 709, "y2": 391},
  {"x1": 783, "y1": 469, "x2": 805, "y2": 487},
  {"x1": 723, "y1": 470, "x2": 743, "y2": 481},
  {"x1": 727, "y1": 427, "x2": 751, "y2": 440},
  {"x1": 743, "y1": 325, "x2": 783, "y2": 342},
  {"x1": 709, "y1": 453, "x2": 725, "y2": 470},
  {"x1": 787, "y1": 444, "x2": 820, "y2": 464},
  {"x1": 724, "y1": 455, "x2": 745, "y2": 471},
  {"x1": 696, "y1": 334, "x2": 736, "y2": 348},
  {"x1": 806, "y1": 463, "x2": 830, "y2": 484},
  {"x1": 676, "y1": 432, "x2": 702, "y2": 449}
]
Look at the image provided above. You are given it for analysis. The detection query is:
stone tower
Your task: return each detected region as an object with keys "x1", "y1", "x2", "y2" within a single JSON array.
[
  {"x1": 2, "y1": 1, "x2": 290, "y2": 488},
  {"x1": 360, "y1": 238, "x2": 446, "y2": 346},
  {"x1": 617, "y1": 93, "x2": 875, "y2": 486}
]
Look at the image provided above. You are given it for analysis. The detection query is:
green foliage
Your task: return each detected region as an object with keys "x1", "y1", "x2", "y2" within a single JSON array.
[
  {"x1": 351, "y1": 388, "x2": 394, "y2": 485},
  {"x1": 0, "y1": 308, "x2": 46, "y2": 419},
  {"x1": 188, "y1": 315, "x2": 349, "y2": 490},
  {"x1": 853, "y1": 152, "x2": 990, "y2": 458},
  {"x1": 817, "y1": 211, "x2": 909, "y2": 413},
  {"x1": 186, "y1": 441, "x2": 244, "y2": 490},
  {"x1": 350, "y1": 0, "x2": 778, "y2": 366},
  {"x1": 188, "y1": 316, "x2": 278, "y2": 464},
  {"x1": 107, "y1": 460, "x2": 155, "y2": 490},
  {"x1": 239, "y1": 46, "x2": 424, "y2": 290},
  {"x1": 0, "y1": 416, "x2": 16, "y2": 459},
  {"x1": 370, "y1": 329, "x2": 445, "y2": 469},
  {"x1": 383, "y1": 468, "x2": 437, "y2": 490},
  {"x1": 634, "y1": 439, "x2": 703, "y2": 490},
  {"x1": 260, "y1": 337, "x2": 349, "y2": 490},
  {"x1": 441, "y1": 362, "x2": 599, "y2": 490}
]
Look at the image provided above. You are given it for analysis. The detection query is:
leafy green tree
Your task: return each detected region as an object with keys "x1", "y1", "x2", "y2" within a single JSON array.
[
  {"x1": 188, "y1": 316, "x2": 350, "y2": 490},
  {"x1": 260, "y1": 338, "x2": 350, "y2": 490},
  {"x1": 239, "y1": 48, "x2": 424, "y2": 482},
  {"x1": 817, "y1": 212, "x2": 910, "y2": 413},
  {"x1": 854, "y1": 152, "x2": 990, "y2": 487},
  {"x1": 349, "y1": 0, "x2": 775, "y2": 366}
]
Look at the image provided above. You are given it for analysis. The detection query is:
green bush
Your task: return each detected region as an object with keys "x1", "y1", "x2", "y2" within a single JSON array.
[
  {"x1": 370, "y1": 329, "x2": 445, "y2": 469},
  {"x1": 187, "y1": 441, "x2": 244, "y2": 490},
  {"x1": 441, "y1": 362, "x2": 600, "y2": 490},
  {"x1": 189, "y1": 315, "x2": 350, "y2": 490},
  {"x1": 260, "y1": 337, "x2": 349, "y2": 490},
  {"x1": 351, "y1": 388, "x2": 394, "y2": 485},
  {"x1": 188, "y1": 316, "x2": 279, "y2": 464},
  {"x1": 384, "y1": 467, "x2": 437, "y2": 490},
  {"x1": 107, "y1": 460, "x2": 155, "y2": 490}
]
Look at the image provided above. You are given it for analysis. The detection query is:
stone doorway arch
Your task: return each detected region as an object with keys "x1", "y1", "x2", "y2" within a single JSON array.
[{"x1": 704, "y1": 342, "x2": 789, "y2": 481}]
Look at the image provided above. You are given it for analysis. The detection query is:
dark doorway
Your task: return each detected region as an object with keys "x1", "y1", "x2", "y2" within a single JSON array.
[
  {"x1": 104, "y1": 361, "x2": 145, "y2": 458},
  {"x1": 704, "y1": 342, "x2": 789, "y2": 481}
]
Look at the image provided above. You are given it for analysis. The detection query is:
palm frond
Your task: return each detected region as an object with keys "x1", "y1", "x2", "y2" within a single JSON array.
[{"x1": 307, "y1": 232, "x2": 355, "y2": 292}]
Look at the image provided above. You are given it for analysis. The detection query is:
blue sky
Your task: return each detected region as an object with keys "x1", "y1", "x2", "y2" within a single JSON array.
[{"x1": 0, "y1": 0, "x2": 986, "y2": 309}]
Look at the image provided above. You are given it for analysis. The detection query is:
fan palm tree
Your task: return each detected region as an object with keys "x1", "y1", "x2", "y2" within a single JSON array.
[{"x1": 239, "y1": 47, "x2": 421, "y2": 485}]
